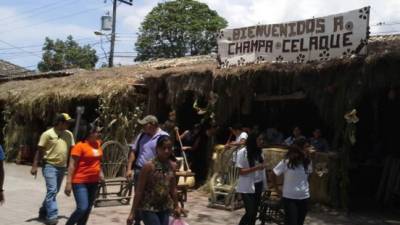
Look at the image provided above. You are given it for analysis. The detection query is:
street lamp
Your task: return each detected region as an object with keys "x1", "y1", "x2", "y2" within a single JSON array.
[
  {"x1": 94, "y1": 31, "x2": 111, "y2": 64},
  {"x1": 96, "y1": 0, "x2": 133, "y2": 68}
]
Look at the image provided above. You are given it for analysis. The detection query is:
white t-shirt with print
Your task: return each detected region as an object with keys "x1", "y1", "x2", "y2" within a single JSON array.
[
  {"x1": 273, "y1": 159, "x2": 312, "y2": 199},
  {"x1": 235, "y1": 147, "x2": 267, "y2": 193}
]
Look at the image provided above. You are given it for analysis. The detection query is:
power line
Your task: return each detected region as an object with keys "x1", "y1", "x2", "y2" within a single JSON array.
[
  {"x1": 0, "y1": 39, "x2": 101, "y2": 52},
  {"x1": 0, "y1": 37, "x2": 100, "y2": 51},
  {"x1": 0, "y1": 64, "x2": 37, "y2": 75},
  {"x1": 0, "y1": 0, "x2": 80, "y2": 27},
  {"x1": 0, "y1": 51, "x2": 43, "y2": 55},
  {"x1": 0, "y1": 40, "x2": 105, "y2": 62},
  {"x1": 0, "y1": 0, "x2": 74, "y2": 21},
  {"x1": 0, "y1": 44, "x2": 44, "y2": 51},
  {"x1": 371, "y1": 22, "x2": 400, "y2": 27},
  {"x1": 23, "y1": 65, "x2": 37, "y2": 69},
  {"x1": 0, "y1": 6, "x2": 104, "y2": 34},
  {"x1": 0, "y1": 39, "x2": 42, "y2": 59},
  {"x1": 371, "y1": 30, "x2": 400, "y2": 34}
]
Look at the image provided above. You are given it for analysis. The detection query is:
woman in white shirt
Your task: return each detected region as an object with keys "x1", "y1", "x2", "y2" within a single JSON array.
[
  {"x1": 272, "y1": 139, "x2": 312, "y2": 225},
  {"x1": 235, "y1": 133, "x2": 267, "y2": 225}
]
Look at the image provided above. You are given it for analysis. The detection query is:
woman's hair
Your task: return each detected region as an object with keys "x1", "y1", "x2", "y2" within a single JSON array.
[
  {"x1": 156, "y1": 135, "x2": 176, "y2": 161},
  {"x1": 156, "y1": 135, "x2": 172, "y2": 149},
  {"x1": 79, "y1": 124, "x2": 101, "y2": 142},
  {"x1": 285, "y1": 139, "x2": 310, "y2": 170},
  {"x1": 293, "y1": 138, "x2": 307, "y2": 149},
  {"x1": 245, "y1": 132, "x2": 264, "y2": 167}
]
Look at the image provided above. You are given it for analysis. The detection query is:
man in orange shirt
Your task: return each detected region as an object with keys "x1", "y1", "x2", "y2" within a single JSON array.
[{"x1": 64, "y1": 125, "x2": 103, "y2": 225}]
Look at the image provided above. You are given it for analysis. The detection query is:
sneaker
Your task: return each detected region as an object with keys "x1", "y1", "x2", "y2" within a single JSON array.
[
  {"x1": 38, "y1": 213, "x2": 46, "y2": 221},
  {"x1": 45, "y1": 218, "x2": 58, "y2": 225}
]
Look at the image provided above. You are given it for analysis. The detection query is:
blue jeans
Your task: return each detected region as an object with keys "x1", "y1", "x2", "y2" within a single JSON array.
[
  {"x1": 39, "y1": 164, "x2": 66, "y2": 220},
  {"x1": 66, "y1": 183, "x2": 98, "y2": 225},
  {"x1": 142, "y1": 210, "x2": 170, "y2": 225}
]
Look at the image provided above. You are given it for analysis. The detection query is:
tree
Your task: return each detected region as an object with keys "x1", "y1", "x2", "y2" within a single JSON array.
[
  {"x1": 38, "y1": 35, "x2": 98, "y2": 72},
  {"x1": 135, "y1": 0, "x2": 228, "y2": 61}
]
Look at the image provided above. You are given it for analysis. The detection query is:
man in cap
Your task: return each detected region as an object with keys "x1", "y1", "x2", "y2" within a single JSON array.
[
  {"x1": 31, "y1": 113, "x2": 75, "y2": 225},
  {"x1": 126, "y1": 115, "x2": 168, "y2": 225}
]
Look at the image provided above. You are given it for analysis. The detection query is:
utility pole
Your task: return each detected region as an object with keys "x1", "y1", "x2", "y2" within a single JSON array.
[{"x1": 108, "y1": 0, "x2": 133, "y2": 67}]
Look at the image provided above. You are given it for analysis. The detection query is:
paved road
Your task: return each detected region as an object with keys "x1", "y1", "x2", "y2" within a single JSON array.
[{"x1": 0, "y1": 163, "x2": 399, "y2": 225}]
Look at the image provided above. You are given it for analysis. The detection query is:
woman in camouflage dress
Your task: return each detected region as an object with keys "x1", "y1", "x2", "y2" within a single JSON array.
[{"x1": 127, "y1": 135, "x2": 181, "y2": 225}]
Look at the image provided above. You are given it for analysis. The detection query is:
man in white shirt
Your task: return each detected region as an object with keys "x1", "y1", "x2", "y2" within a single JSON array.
[{"x1": 226, "y1": 124, "x2": 248, "y2": 148}]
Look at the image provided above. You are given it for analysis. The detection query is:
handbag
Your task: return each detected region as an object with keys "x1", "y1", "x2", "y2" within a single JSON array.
[{"x1": 169, "y1": 217, "x2": 189, "y2": 225}]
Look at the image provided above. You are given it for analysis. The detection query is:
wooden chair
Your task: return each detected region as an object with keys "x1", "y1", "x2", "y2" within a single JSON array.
[
  {"x1": 208, "y1": 146, "x2": 242, "y2": 211},
  {"x1": 94, "y1": 140, "x2": 133, "y2": 207}
]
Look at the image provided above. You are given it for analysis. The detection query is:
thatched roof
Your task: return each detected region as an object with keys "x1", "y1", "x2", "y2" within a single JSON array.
[
  {"x1": 0, "y1": 35, "x2": 399, "y2": 165},
  {"x1": 0, "y1": 69, "x2": 138, "y2": 101},
  {"x1": 0, "y1": 35, "x2": 399, "y2": 116},
  {"x1": 0, "y1": 59, "x2": 32, "y2": 77},
  {"x1": 0, "y1": 70, "x2": 75, "y2": 83}
]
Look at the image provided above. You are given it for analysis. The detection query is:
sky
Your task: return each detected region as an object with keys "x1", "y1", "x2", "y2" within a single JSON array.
[{"x1": 0, "y1": 0, "x2": 399, "y2": 71}]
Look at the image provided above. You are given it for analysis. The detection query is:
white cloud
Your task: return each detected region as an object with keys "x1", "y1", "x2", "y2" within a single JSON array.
[
  {"x1": 200, "y1": 0, "x2": 400, "y2": 30},
  {"x1": 119, "y1": 1, "x2": 157, "y2": 33}
]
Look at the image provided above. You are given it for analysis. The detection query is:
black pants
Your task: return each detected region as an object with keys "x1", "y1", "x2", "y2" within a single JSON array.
[
  {"x1": 282, "y1": 197, "x2": 309, "y2": 225},
  {"x1": 239, "y1": 182, "x2": 263, "y2": 225}
]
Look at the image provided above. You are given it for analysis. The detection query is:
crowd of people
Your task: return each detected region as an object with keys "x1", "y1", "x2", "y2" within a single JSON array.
[
  {"x1": 0, "y1": 110, "x2": 324, "y2": 225},
  {"x1": 267, "y1": 126, "x2": 330, "y2": 152},
  {"x1": 230, "y1": 125, "x2": 314, "y2": 225}
]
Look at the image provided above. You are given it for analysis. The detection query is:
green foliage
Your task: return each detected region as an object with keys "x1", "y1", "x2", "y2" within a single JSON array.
[
  {"x1": 96, "y1": 87, "x2": 144, "y2": 144},
  {"x1": 38, "y1": 35, "x2": 98, "y2": 72},
  {"x1": 135, "y1": 0, "x2": 228, "y2": 61}
]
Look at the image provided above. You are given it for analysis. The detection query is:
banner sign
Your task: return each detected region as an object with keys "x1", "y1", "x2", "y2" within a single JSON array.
[{"x1": 217, "y1": 7, "x2": 370, "y2": 67}]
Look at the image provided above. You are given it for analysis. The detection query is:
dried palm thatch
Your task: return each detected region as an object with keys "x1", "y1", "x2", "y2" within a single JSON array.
[
  {"x1": 0, "y1": 34, "x2": 399, "y2": 185},
  {"x1": 0, "y1": 69, "x2": 147, "y2": 159}
]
